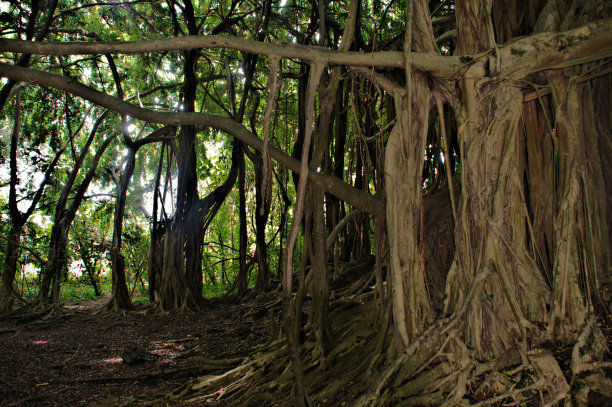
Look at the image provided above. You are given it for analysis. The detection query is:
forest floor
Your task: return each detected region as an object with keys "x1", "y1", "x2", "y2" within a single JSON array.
[
  {"x1": 0, "y1": 292, "x2": 278, "y2": 407},
  {"x1": 1, "y1": 284, "x2": 612, "y2": 407}
]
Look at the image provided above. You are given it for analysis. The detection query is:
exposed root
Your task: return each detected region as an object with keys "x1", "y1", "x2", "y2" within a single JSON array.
[
  {"x1": 116, "y1": 288, "x2": 610, "y2": 406},
  {"x1": 569, "y1": 316, "x2": 612, "y2": 405}
]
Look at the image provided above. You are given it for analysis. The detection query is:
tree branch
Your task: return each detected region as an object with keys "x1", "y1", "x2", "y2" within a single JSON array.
[
  {"x1": 2, "y1": 18, "x2": 611, "y2": 77},
  {"x1": 0, "y1": 62, "x2": 383, "y2": 215}
]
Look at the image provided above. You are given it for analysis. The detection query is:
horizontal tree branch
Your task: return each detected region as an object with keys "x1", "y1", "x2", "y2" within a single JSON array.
[
  {"x1": 0, "y1": 34, "x2": 458, "y2": 76},
  {"x1": 0, "y1": 62, "x2": 384, "y2": 216},
  {"x1": 1, "y1": 18, "x2": 611, "y2": 78},
  {"x1": 499, "y1": 17, "x2": 612, "y2": 78}
]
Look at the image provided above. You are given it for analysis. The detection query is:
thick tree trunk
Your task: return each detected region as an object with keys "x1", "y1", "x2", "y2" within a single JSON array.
[
  {"x1": 177, "y1": 125, "x2": 202, "y2": 302},
  {"x1": 159, "y1": 0, "x2": 202, "y2": 304},
  {"x1": 444, "y1": 83, "x2": 551, "y2": 359},
  {"x1": 384, "y1": 0, "x2": 440, "y2": 347},
  {"x1": 384, "y1": 76, "x2": 433, "y2": 346},
  {"x1": 157, "y1": 220, "x2": 196, "y2": 311},
  {"x1": 157, "y1": 45, "x2": 201, "y2": 307},
  {"x1": 546, "y1": 71, "x2": 611, "y2": 339}
]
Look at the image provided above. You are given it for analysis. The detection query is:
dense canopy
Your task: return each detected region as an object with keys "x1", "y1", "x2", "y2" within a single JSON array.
[{"x1": 1, "y1": 0, "x2": 611, "y2": 405}]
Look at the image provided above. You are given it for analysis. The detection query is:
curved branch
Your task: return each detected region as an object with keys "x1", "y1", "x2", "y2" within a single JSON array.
[
  {"x1": 0, "y1": 62, "x2": 383, "y2": 216},
  {"x1": 326, "y1": 209, "x2": 362, "y2": 251}
]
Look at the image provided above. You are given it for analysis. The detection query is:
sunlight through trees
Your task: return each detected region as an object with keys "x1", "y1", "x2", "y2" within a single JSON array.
[{"x1": 1, "y1": 0, "x2": 611, "y2": 405}]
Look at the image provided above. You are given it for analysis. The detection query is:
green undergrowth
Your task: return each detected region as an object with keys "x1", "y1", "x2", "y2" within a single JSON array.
[
  {"x1": 9, "y1": 268, "x2": 249, "y2": 308},
  {"x1": 61, "y1": 278, "x2": 112, "y2": 302}
]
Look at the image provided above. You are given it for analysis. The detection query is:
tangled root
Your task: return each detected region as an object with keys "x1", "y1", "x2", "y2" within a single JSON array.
[{"x1": 119, "y1": 281, "x2": 610, "y2": 407}]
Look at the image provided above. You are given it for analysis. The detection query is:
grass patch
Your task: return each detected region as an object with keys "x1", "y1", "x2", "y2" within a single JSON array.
[{"x1": 61, "y1": 278, "x2": 112, "y2": 302}]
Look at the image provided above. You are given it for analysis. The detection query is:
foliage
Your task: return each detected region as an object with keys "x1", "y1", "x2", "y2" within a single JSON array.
[
  {"x1": 60, "y1": 277, "x2": 112, "y2": 302},
  {"x1": 0, "y1": 0, "x2": 611, "y2": 405}
]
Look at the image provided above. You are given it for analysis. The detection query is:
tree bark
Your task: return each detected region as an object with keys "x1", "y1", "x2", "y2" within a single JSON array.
[
  {"x1": 384, "y1": 0, "x2": 437, "y2": 346},
  {"x1": 39, "y1": 132, "x2": 116, "y2": 305},
  {"x1": 254, "y1": 152, "x2": 272, "y2": 292},
  {"x1": 1, "y1": 93, "x2": 67, "y2": 312},
  {"x1": 237, "y1": 148, "x2": 248, "y2": 296},
  {"x1": 0, "y1": 225, "x2": 23, "y2": 313},
  {"x1": 106, "y1": 146, "x2": 136, "y2": 311}
]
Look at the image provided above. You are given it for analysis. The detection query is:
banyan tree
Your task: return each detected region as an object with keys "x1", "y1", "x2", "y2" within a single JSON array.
[{"x1": 0, "y1": 0, "x2": 611, "y2": 404}]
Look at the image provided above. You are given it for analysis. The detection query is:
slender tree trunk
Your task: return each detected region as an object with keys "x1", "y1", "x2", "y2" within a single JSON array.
[
  {"x1": 39, "y1": 133, "x2": 115, "y2": 305},
  {"x1": 106, "y1": 146, "x2": 136, "y2": 311},
  {"x1": 310, "y1": 184, "x2": 333, "y2": 362},
  {"x1": 148, "y1": 144, "x2": 166, "y2": 302},
  {"x1": 0, "y1": 95, "x2": 24, "y2": 313},
  {"x1": 76, "y1": 238, "x2": 101, "y2": 297},
  {"x1": 254, "y1": 152, "x2": 271, "y2": 292},
  {"x1": 237, "y1": 149, "x2": 248, "y2": 296},
  {"x1": 1, "y1": 92, "x2": 66, "y2": 311},
  {"x1": 0, "y1": 225, "x2": 23, "y2": 313},
  {"x1": 276, "y1": 168, "x2": 291, "y2": 280}
]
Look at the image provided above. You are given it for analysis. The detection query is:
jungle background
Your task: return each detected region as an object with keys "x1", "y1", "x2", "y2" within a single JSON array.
[{"x1": 0, "y1": 0, "x2": 611, "y2": 405}]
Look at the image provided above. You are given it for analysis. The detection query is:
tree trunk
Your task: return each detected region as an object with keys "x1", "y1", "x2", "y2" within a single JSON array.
[
  {"x1": 0, "y1": 94, "x2": 24, "y2": 313},
  {"x1": 75, "y1": 237, "x2": 101, "y2": 297},
  {"x1": 39, "y1": 132, "x2": 115, "y2": 305},
  {"x1": 546, "y1": 71, "x2": 611, "y2": 340},
  {"x1": 444, "y1": 83, "x2": 551, "y2": 359},
  {"x1": 237, "y1": 148, "x2": 248, "y2": 296},
  {"x1": 157, "y1": 220, "x2": 195, "y2": 311},
  {"x1": 148, "y1": 144, "x2": 166, "y2": 302},
  {"x1": 384, "y1": 80, "x2": 432, "y2": 346},
  {"x1": 41, "y1": 219, "x2": 71, "y2": 305},
  {"x1": 105, "y1": 146, "x2": 136, "y2": 311},
  {"x1": 0, "y1": 225, "x2": 23, "y2": 313},
  {"x1": 310, "y1": 184, "x2": 334, "y2": 362},
  {"x1": 254, "y1": 152, "x2": 272, "y2": 292}
]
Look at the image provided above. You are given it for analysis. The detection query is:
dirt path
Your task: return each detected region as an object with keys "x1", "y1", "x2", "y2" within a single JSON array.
[{"x1": 0, "y1": 295, "x2": 276, "y2": 406}]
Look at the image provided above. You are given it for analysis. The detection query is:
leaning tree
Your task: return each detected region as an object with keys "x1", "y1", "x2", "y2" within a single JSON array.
[{"x1": 1, "y1": 0, "x2": 611, "y2": 404}]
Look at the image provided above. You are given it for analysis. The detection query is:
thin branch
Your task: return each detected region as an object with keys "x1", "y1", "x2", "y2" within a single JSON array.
[
  {"x1": 260, "y1": 57, "x2": 280, "y2": 216},
  {"x1": 0, "y1": 235, "x2": 45, "y2": 266}
]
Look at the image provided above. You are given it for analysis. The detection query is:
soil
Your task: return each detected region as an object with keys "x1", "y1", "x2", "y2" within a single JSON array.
[
  {"x1": 0, "y1": 293, "x2": 277, "y2": 407},
  {"x1": 1, "y1": 286, "x2": 611, "y2": 407}
]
